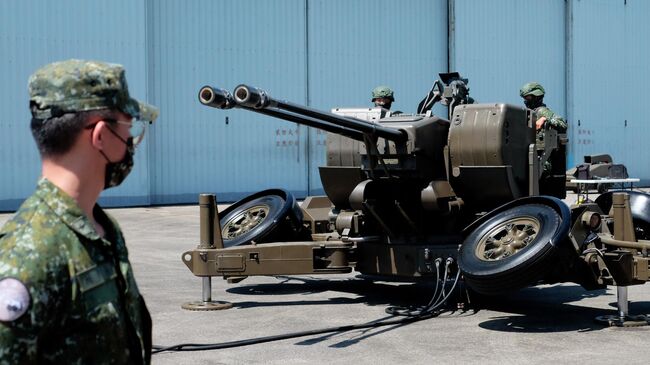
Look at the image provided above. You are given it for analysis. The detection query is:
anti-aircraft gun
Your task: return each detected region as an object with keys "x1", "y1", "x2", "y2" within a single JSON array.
[{"x1": 183, "y1": 74, "x2": 650, "y2": 325}]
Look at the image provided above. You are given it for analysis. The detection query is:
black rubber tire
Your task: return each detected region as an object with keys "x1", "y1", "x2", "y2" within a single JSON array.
[
  {"x1": 459, "y1": 203, "x2": 566, "y2": 295},
  {"x1": 595, "y1": 190, "x2": 650, "y2": 240},
  {"x1": 219, "y1": 189, "x2": 305, "y2": 247}
]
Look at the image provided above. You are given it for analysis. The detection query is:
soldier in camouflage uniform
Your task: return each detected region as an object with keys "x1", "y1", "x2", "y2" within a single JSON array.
[
  {"x1": 520, "y1": 82, "x2": 568, "y2": 196},
  {"x1": 371, "y1": 85, "x2": 395, "y2": 110},
  {"x1": 520, "y1": 82, "x2": 567, "y2": 139},
  {"x1": 0, "y1": 59, "x2": 158, "y2": 364}
]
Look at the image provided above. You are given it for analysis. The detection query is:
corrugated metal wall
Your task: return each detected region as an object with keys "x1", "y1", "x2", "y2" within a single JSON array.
[
  {"x1": 451, "y1": 0, "x2": 566, "y2": 129},
  {"x1": 452, "y1": 0, "x2": 572, "y2": 166},
  {"x1": 146, "y1": 0, "x2": 446, "y2": 204},
  {"x1": 0, "y1": 0, "x2": 153, "y2": 209},
  {"x1": 306, "y1": 0, "x2": 448, "y2": 192},
  {"x1": 623, "y1": 0, "x2": 650, "y2": 185},
  {"x1": 142, "y1": 0, "x2": 449, "y2": 204},
  {"x1": 1, "y1": 0, "x2": 649, "y2": 211},
  {"x1": 147, "y1": 0, "x2": 309, "y2": 204},
  {"x1": 568, "y1": 0, "x2": 650, "y2": 185}
]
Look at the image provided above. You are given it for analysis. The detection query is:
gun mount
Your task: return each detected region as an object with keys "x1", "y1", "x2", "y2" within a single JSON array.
[{"x1": 185, "y1": 73, "x2": 650, "y2": 325}]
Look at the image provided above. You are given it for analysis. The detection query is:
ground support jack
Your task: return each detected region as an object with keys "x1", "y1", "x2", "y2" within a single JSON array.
[
  {"x1": 182, "y1": 276, "x2": 232, "y2": 311},
  {"x1": 595, "y1": 286, "x2": 649, "y2": 327},
  {"x1": 182, "y1": 194, "x2": 233, "y2": 311}
]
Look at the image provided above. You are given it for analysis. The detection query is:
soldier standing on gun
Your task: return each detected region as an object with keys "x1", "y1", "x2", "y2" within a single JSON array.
[
  {"x1": 520, "y1": 82, "x2": 567, "y2": 179},
  {"x1": 520, "y1": 82, "x2": 567, "y2": 139},
  {"x1": 0, "y1": 59, "x2": 158, "y2": 364}
]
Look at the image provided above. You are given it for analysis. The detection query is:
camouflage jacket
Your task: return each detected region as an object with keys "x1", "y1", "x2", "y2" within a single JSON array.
[
  {"x1": 535, "y1": 105, "x2": 567, "y2": 135},
  {"x1": 0, "y1": 179, "x2": 151, "y2": 364}
]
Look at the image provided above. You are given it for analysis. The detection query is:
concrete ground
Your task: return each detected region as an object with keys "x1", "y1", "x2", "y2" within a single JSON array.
[{"x1": 2, "y1": 191, "x2": 650, "y2": 364}]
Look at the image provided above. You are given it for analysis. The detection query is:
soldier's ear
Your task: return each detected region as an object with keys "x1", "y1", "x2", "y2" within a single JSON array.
[{"x1": 89, "y1": 121, "x2": 108, "y2": 150}]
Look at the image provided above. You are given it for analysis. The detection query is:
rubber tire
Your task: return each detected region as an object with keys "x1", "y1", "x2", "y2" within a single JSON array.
[
  {"x1": 595, "y1": 190, "x2": 650, "y2": 240},
  {"x1": 219, "y1": 189, "x2": 304, "y2": 247},
  {"x1": 459, "y1": 203, "x2": 565, "y2": 296}
]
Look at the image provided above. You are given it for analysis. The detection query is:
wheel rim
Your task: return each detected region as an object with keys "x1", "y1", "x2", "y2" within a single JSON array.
[
  {"x1": 475, "y1": 216, "x2": 540, "y2": 261},
  {"x1": 222, "y1": 204, "x2": 270, "y2": 240}
]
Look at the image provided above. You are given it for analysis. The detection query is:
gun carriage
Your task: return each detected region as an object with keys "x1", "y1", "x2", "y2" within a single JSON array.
[{"x1": 182, "y1": 74, "x2": 650, "y2": 325}]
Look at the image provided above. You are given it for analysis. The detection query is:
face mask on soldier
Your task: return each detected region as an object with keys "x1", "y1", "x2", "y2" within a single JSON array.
[
  {"x1": 100, "y1": 124, "x2": 135, "y2": 189},
  {"x1": 374, "y1": 98, "x2": 392, "y2": 109},
  {"x1": 524, "y1": 96, "x2": 542, "y2": 109}
]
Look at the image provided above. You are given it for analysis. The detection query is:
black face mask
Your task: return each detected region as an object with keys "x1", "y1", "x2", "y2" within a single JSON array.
[
  {"x1": 524, "y1": 97, "x2": 543, "y2": 110},
  {"x1": 100, "y1": 126, "x2": 135, "y2": 189},
  {"x1": 374, "y1": 99, "x2": 392, "y2": 110}
]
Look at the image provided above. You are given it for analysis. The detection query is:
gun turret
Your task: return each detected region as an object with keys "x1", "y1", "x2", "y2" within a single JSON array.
[{"x1": 198, "y1": 79, "x2": 549, "y2": 239}]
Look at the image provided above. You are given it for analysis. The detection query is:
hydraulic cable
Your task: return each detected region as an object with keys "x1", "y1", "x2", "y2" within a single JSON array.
[
  {"x1": 153, "y1": 258, "x2": 465, "y2": 355},
  {"x1": 385, "y1": 258, "x2": 462, "y2": 317},
  {"x1": 385, "y1": 258, "x2": 442, "y2": 316}
]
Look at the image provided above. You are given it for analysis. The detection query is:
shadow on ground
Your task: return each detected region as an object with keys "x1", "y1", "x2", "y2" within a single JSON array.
[
  {"x1": 226, "y1": 275, "x2": 459, "y2": 309},
  {"x1": 226, "y1": 276, "x2": 650, "y2": 334},
  {"x1": 474, "y1": 285, "x2": 650, "y2": 332}
]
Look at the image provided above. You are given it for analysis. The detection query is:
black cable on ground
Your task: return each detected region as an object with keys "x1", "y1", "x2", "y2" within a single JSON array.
[
  {"x1": 152, "y1": 313, "x2": 435, "y2": 354},
  {"x1": 153, "y1": 259, "x2": 465, "y2": 355}
]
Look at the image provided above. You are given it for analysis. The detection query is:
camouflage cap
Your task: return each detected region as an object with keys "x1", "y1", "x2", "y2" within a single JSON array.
[
  {"x1": 28, "y1": 59, "x2": 158, "y2": 122},
  {"x1": 519, "y1": 82, "x2": 545, "y2": 97},
  {"x1": 371, "y1": 85, "x2": 394, "y2": 101}
]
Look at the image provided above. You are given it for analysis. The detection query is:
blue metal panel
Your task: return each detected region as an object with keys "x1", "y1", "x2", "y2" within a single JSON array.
[
  {"x1": 0, "y1": 0, "x2": 151, "y2": 211},
  {"x1": 306, "y1": 0, "x2": 448, "y2": 193},
  {"x1": 623, "y1": 0, "x2": 650, "y2": 184},
  {"x1": 2, "y1": 1, "x2": 649, "y2": 211},
  {"x1": 568, "y1": 0, "x2": 627, "y2": 177},
  {"x1": 451, "y1": 0, "x2": 567, "y2": 147},
  {"x1": 452, "y1": 0, "x2": 566, "y2": 107},
  {"x1": 147, "y1": 0, "x2": 308, "y2": 204}
]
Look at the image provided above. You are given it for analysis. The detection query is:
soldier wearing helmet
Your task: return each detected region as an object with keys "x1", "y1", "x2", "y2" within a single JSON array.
[
  {"x1": 371, "y1": 85, "x2": 395, "y2": 110},
  {"x1": 520, "y1": 82, "x2": 566, "y2": 133},
  {"x1": 520, "y1": 82, "x2": 568, "y2": 195},
  {"x1": 0, "y1": 59, "x2": 158, "y2": 363}
]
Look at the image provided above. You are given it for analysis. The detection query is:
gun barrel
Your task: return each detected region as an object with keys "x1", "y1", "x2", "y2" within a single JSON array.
[
  {"x1": 233, "y1": 84, "x2": 407, "y2": 143},
  {"x1": 234, "y1": 85, "x2": 269, "y2": 109},
  {"x1": 199, "y1": 86, "x2": 236, "y2": 109},
  {"x1": 255, "y1": 108, "x2": 366, "y2": 141},
  {"x1": 198, "y1": 85, "x2": 365, "y2": 141}
]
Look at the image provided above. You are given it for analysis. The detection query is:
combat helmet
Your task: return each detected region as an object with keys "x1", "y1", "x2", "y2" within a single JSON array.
[
  {"x1": 520, "y1": 82, "x2": 545, "y2": 98},
  {"x1": 371, "y1": 86, "x2": 394, "y2": 102}
]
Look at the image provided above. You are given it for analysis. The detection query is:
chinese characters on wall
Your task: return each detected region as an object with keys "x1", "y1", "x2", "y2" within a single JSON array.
[
  {"x1": 576, "y1": 128, "x2": 594, "y2": 145},
  {"x1": 274, "y1": 128, "x2": 327, "y2": 147}
]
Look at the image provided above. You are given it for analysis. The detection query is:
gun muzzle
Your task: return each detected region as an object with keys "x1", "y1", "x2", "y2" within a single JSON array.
[
  {"x1": 198, "y1": 86, "x2": 235, "y2": 109},
  {"x1": 234, "y1": 84, "x2": 270, "y2": 109}
]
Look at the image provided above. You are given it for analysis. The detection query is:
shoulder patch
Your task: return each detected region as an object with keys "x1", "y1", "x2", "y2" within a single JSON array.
[{"x1": 0, "y1": 278, "x2": 31, "y2": 322}]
